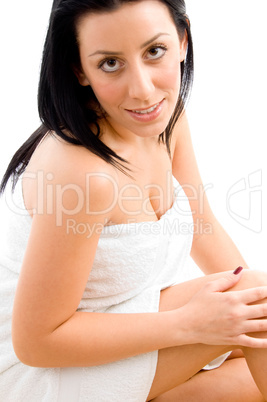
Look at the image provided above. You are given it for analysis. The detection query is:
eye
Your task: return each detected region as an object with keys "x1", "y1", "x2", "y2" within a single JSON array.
[
  {"x1": 146, "y1": 45, "x2": 167, "y2": 60},
  {"x1": 99, "y1": 58, "x2": 123, "y2": 73}
]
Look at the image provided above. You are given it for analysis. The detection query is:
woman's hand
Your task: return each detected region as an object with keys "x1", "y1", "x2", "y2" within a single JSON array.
[{"x1": 177, "y1": 268, "x2": 267, "y2": 348}]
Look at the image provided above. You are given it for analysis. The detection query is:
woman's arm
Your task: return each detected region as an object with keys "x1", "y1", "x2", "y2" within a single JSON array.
[
  {"x1": 11, "y1": 143, "x2": 183, "y2": 367},
  {"x1": 171, "y1": 113, "x2": 249, "y2": 274}
]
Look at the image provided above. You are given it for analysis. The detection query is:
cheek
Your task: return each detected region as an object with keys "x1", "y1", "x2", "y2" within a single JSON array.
[
  {"x1": 162, "y1": 61, "x2": 181, "y2": 91},
  {"x1": 91, "y1": 81, "x2": 122, "y2": 108}
]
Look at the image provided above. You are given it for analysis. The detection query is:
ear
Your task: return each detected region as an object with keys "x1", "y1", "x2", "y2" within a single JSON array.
[
  {"x1": 72, "y1": 65, "x2": 90, "y2": 86},
  {"x1": 179, "y1": 30, "x2": 188, "y2": 62}
]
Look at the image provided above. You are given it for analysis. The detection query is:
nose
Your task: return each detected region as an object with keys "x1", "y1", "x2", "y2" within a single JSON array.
[{"x1": 127, "y1": 64, "x2": 155, "y2": 101}]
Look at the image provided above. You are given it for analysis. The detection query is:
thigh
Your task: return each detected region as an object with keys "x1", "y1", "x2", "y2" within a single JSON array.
[
  {"x1": 147, "y1": 342, "x2": 231, "y2": 400},
  {"x1": 147, "y1": 269, "x2": 267, "y2": 400},
  {"x1": 149, "y1": 357, "x2": 264, "y2": 402}
]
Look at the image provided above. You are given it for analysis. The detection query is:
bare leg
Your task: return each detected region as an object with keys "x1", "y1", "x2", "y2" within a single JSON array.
[
  {"x1": 146, "y1": 270, "x2": 267, "y2": 401},
  {"x1": 151, "y1": 358, "x2": 264, "y2": 402},
  {"x1": 244, "y1": 348, "x2": 267, "y2": 401},
  {"x1": 240, "y1": 272, "x2": 267, "y2": 398}
]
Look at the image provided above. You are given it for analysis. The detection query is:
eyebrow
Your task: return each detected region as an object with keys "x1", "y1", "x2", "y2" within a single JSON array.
[{"x1": 88, "y1": 33, "x2": 170, "y2": 57}]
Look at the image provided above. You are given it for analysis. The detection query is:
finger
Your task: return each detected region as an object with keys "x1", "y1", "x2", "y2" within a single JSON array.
[
  {"x1": 235, "y1": 286, "x2": 267, "y2": 305},
  {"x1": 245, "y1": 302, "x2": 267, "y2": 320},
  {"x1": 207, "y1": 270, "x2": 243, "y2": 293},
  {"x1": 234, "y1": 334, "x2": 267, "y2": 349},
  {"x1": 243, "y1": 318, "x2": 267, "y2": 334}
]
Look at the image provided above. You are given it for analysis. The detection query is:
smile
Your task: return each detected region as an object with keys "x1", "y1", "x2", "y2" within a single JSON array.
[
  {"x1": 125, "y1": 100, "x2": 164, "y2": 123},
  {"x1": 131, "y1": 103, "x2": 160, "y2": 115}
]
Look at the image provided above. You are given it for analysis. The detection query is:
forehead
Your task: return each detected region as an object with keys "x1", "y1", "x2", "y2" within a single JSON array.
[{"x1": 76, "y1": 1, "x2": 177, "y2": 50}]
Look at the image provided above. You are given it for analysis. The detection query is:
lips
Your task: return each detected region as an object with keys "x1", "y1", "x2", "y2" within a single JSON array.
[
  {"x1": 125, "y1": 99, "x2": 164, "y2": 122},
  {"x1": 130, "y1": 102, "x2": 160, "y2": 114}
]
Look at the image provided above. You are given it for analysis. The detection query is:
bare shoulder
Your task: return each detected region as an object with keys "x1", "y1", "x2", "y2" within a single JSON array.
[{"x1": 23, "y1": 132, "x2": 117, "y2": 222}]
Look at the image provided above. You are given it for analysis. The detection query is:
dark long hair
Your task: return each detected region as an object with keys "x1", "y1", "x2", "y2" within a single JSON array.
[{"x1": 0, "y1": 0, "x2": 193, "y2": 194}]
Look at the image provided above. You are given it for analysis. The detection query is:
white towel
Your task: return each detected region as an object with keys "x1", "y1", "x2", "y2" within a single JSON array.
[{"x1": 0, "y1": 177, "x2": 228, "y2": 401}]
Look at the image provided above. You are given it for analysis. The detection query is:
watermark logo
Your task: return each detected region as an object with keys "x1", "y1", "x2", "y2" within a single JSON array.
[
  {"x1": 4, "y1": 170, "x2": 263, "y2": 235},
  {"x1": 226, "y1": 170, "x2": 262, "y2": 233},
  {"x1": 66, "y1": 216, "x2": 213, "y2": 239}
]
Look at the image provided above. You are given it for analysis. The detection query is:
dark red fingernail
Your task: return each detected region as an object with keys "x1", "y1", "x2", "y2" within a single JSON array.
[{"x1": 233, "y1": 266, "x2": 243, "y2": 275}]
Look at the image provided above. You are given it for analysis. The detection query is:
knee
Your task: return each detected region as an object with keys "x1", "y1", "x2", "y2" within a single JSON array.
[{"x1": 239, "y1": 270, "x2": 267, "y2": 290}]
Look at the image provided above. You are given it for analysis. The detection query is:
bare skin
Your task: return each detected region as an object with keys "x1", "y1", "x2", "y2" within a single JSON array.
[
  {"x1": 151, "y1": 358, "x2": 264, "y2": 402},
  {"x1": 146, "y1": 269, "x2": 267, "y2": 400}
]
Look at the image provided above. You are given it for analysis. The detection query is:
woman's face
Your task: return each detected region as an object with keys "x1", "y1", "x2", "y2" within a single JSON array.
[{"x1": 76, "y1": 0, "x2": 187, "y2": 141}]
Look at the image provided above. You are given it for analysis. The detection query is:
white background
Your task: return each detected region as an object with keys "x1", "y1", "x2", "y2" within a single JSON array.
[{"x1": 0, "y1": 1, "x2": 266, "y2": 271}]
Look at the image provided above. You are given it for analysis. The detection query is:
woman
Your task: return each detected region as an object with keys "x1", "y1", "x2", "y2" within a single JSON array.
[{"x1": 0, "y1": 0, "x2": 267, "y2": 401}]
